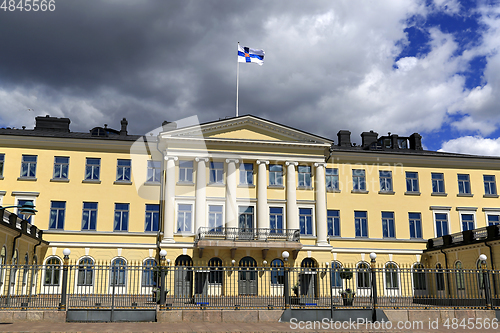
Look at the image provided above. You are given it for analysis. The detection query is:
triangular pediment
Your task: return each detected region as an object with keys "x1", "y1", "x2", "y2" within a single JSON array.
[{"x1": 165, "y1": 115, "x2": 332, "y2": 145}]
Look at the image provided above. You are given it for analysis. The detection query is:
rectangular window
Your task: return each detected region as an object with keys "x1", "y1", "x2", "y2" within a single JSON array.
[
  {"x1": 432, "y1": 173, "x2": 445, "y2": 193},
  {"x1": 114, "y1": 203, "x2": 129, "y2": 231},
  {"x1": 177, "y1": 204, "x2": 192, "y2": 233},
  {"x1": 85, "y1": 158, "x2": 100, "y2": 180},
  {"x1": 488, "y1": 214, "x2": 500, "y2": 226},
  {"x1": 179, "y1": 161, "x2": 193, "y2": 183},
  {"x1": 239, "y1": 163, "x2": 253, "y2": 185},
  {"x1": 116, "y1": 159, "x2": 131, "y2": 181},
  {"x1": 208, "y1": 205, "x2": 223, "y2": 231},
  {"x1": 81, "y1": 202, "x2": 98, "y2": 231},
  {"x1": 269, "y1": 164, "x2": 283, "y2": 186},
  {"x1": 53, "y1": 157, "x2": 69, "y2": 180},
  {"x1": 353, "y1": 169, "x2": 366, "y2": 191},
  {"x1": 49, "y1": 201, "x2": 66, "y2": 230},
  {"x1": 326, "y1": 168, "x2": 339, "y2": 191},
  {"x1": 461, "y1": 213, "x2": 474, "y2": 231},
  {"x1": 382, "y1": 212, "x2": 395, "y2": 238},
  {"x1": 406, "y1": 172, "x2": 419, "y2": 192},
  {"x1": 0, "y1": 153, "x2": 4, "y2": 177},
  {"x1": 299, "y1": 208, "x2": 313, "y2": 235},
  {"x1": 409, "y1": 213, "x2": 422, "y2": 239},
  {"x1": 238, "y1": 206, "x2": 254, "y2": 231},
  {"x1": 269, "y1": 207, "x2": 283, "y2": 233},
  {"x1": 17, "y1": 199, "x2": 33, "y2": 223},
  {"x1": 458, "y1": 174, "x2": 471, "y2": 194},
  {"x1": 435, "y1": 213, "x2": 449, "y2": 237},
  {"x1": 21, "y1": 155, "x2": 37, "y2": 178},
  {"x1": 355, "y1": 211, "x2": 368, "y2": 238},
  {"x1": 144, "y1": 204, "x2": 159, "y2": 232},
  {"x1": 209, "y1": 162, "x2": 223, "y2": 184},
  {"x1": 298, "y1": 165, "x2": 312, "y2": 188},
  {"x1": 327, "y1": 210, "x2": 340, "y2": 237},
  {"x1": 379, "y1": 170, "x2": 392, "y2": 192},
  {"x1": 484, "y1": 175, "x2": 497, "y2": 195},
  {"x1": 147, "y1": 160, "x2": 161, "y2": 183}
]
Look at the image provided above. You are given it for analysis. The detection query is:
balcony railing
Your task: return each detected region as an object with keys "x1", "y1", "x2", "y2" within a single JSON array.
[{"x1": 196, "y1": 227, "x2": 300, "y2": 242}]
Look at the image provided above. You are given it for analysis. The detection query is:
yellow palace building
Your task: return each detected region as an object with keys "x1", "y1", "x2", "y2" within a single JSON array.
[{"x1": 0, "y1": 114, "x2": 499, "y2": 278}]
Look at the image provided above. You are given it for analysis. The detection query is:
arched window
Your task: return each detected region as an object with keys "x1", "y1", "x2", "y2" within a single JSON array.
[
  {"x1": 454, "y1": 261, "x2": 465, "y2": 291},
  {"x1": 22, "y1": 253, "x2": 29, "y2": 285},
  {"x1": 412, "y1": 263, "x2": 426, "y2": 290},
  {"x1": 435, "y1": 263, "x2": 445, "y2": 291},
  {"x1": 44, "y1": 257, "x2": 61, "y2": 286},
  {"x1": 301, "y1": 258, "x2": 316, "y2": 268},
  {"x1": 385, "y1": 262, "x2": 399, "y2": 289},
  {"x1": 357, "y1": 262, "x2": 370, "y2": 288},
  {"x1": 331, "y1": 261, "x2": 343, "y2": 288},
  {"x1": 239, "y1": 256, "x2": 257, "y2": 267},
  {"x1": 208, "y1": 257, "x2": 223, "y2": 284},
  {"x1": 175, "y1": 255, "x2": 193, "y2": 266},
  {"x1": 239, "y1": 256, "x2": 257, "y2": 281},
  {"x1": 110, "y1": 258, "x2": 126, "y2": 286},
  {"x1": 271, "y1": 259, "x2": 284, "y2": 285},
  {"x1": 78, "y1": 258, "x2": 94, "y2": 286},
  {"x1": 142, "y1": 259, "x2": 157, "y2": 287},
  {"x1": 0, "y1": 246, "x2": 6, "y2": 286}
]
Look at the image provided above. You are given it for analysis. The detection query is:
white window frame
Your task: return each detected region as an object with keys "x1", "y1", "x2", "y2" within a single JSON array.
[
  {"x1": 175, "y1": 200, "x2": 195, "y2": 234},
  {"x1": 432, "y1": 209, "x2": 450, "y2": 238},
  {"x1": 207, "y1": 201, "x2": 225, "y2": 230},
  {"x1": 484, "y1": 209, "x2": 500, "y2": 226},
  {"x1": 484, "y1": 175, "x2": 497, "y2": 195},
  {"x1": 237, "y1": 204, "x2": 256, "y2": 230},
  {"x1": 458, "y1": 210, "x2": 476, "y2": 232},
  {"x1": 209, "y1": 161, "x2": 224, "y2": 185},
  {"x1": 14, "y1": 193, "x2": 39, "y2": 225},
  {"x1": 298, "y1": 204, "x2": 315, "y2": 237},
  {"x1": 269, "y1": 164, "x2": 283, "y2": 187},
  {"x1": 239, "y1": 162, "x2": 254, "y2": 185},
  {"x1": 269, "y1": 204, "x2": 286, "y2": 231},
  {"x1": 178, "y1": 160, "x2": 194, "y2": 183}
]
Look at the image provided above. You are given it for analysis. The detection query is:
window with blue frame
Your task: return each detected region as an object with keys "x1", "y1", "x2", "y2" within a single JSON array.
[
  {"x1": 270, "y1": 259, "x2": 284, "y2": 285},
  {"x1": 379, "y1": 170, "x2": 392, "y2": 192},
  {"x1": 144, "y1": 204, "x2": 159, "y2": 232},
  {"x1": 53, "y1": 157, "x2": 69, "y2": 180},
  {"x1": 21, "y1": 155, "x2": 37, "y2": 178},
  {"x1": 327, "y1": 210, "x2": 340, "y2": 237},
  {"x1": 239, "y1": 163, "x2": 253, "y2": 185},
  {"x1": 299, "y1": 208, "x2": 313, "y2": 235},
  {"x1": 82, "y1": 202, "x2": 98, "y2": 231},
  {"x1": 488, "y1": 215, "x2": 500, "y2": 226},
  {"x1": 0, "y1": 153, "x2": 4, "y2": 177},
  {"x1": 142, "y1": 259, "x2": 157, "y2": 287},
  {"x1": 269, "y1": 164, "x2": 283, "y2": 186},
  {"x1": 85, "y1": 158, "x2": 100, "y2": 180},
  {"x1": 432, "y1": 173, "x2": 445, "y2": 194},
  {"x1": 382, "y1": 212, "x2": 395, "y2": 238},
  {"x1": 406, "y1": 172, "x2": 419, "y2": 193},
  {"x1": 409, "y1": 213, "x2": 422, "y2": 239},
  {"x1": 461, "y1": 214, "x2": 474, "y2": 231},
  {"x1": 326, "y1": 168, "x2": 339, "y2": 191},
  {"x1": 114, "y1": 203, "x2": 129, "y2": 231},
  {"x1": 355, "y1": 211, "x2": 368, "y2": 238},
  {"x1": 17, "y1": 200, "x2": 33, "y2": 223},
  {"x1": 484, "y1": 175, "x2": 497, "y2": 195},
  {"x1": 298, "y1": 165, "x2": 312, "y2": 188},
  {"x1": 147, "y1": 161, "x2": 161, "y2": 183},
  {"x1": 352, "y1": 169, "x2": 366, "y2": 191},
  {"x1": 458, "y1": 174, "x2": 471, "y2": 194},
  {"x1": 209, "y1": 162, "x2": 224, "y2": 184},
  {"x1": 116, "y1": 159, "x2": 131, "y2": 181},
  {"x1": 435, "y1": 213, "x2": 449, "y2": 237},
  {"x1": 110, "y1": 258, "x2": 126, "y2": 286},
  {"x1": 49, "y1": 201, "x2": 66, "y2": 230},
  {"x1": 331, "y1": 262, "x2": 342, "y2": 288},
  {"x1": 269, "y1": 207, "x2": 283, "y2": 233}
]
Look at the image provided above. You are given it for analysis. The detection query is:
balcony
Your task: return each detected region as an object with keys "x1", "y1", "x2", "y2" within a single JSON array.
[{"x1": 195, "y1": 227, "x2": 302, "y2": 257}]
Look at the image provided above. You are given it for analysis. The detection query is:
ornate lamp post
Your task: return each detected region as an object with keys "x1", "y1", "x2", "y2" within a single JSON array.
[
  {"x1": 59, "y1": 248, "x2": 70, "y2": 311},
  {"x1": 282, "y1": 251, "x2": 290, "y2": 308},
  {"x1": 479, "y1": 254, "x2": 491, "y2": 309},
  {"x1": 369, "y1": 252, "x2": 377, "y2": 322},
  {"x1": 159, "y1": 249, "x2": 167, "y2": 307}
]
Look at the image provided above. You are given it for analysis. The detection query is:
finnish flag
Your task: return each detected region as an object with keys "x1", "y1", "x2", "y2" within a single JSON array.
[{"x1": 238, "y1": 45, "x2": 265, "y2": 66}]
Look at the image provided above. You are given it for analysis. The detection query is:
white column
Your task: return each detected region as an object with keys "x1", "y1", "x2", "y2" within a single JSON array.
[
  {"x1": 256, "y1": 160, "x2": 269, "y2": 233},
  {"x1": 286, "y1": 161, "x2": 298, "y2": 231},
  {"x1": 195, "y1": 157, "x2": 209, "y2": 236},
  {"x1": 315, "y1": 162, "x2": 328, "y2": 246},
  {"x1": 163, "y1": 156, "x2": 178, "y2": 242},
  {"x1": 225, "y1": 159, "x2": 239, "y2": 234}
]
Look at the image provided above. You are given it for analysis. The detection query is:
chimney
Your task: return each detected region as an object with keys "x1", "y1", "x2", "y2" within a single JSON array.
[
  {"x1": 35, "y1": 115, "x2": 70, "y2": 132},
  {"x1": 361, "y1": 130, "x2": 378, "y2": 148},
  {"x1": 391, "y1": 134, "x2": 399, "y2": 149},
  {"x1": 409, "y1": 133, "x2": 423, "y2": 150},
  {"x1": 337, "y1": 130, "x2": 351, "y2": 147},
  {"x1": 162, "y1": 121, "x2": 177, "y2": 132},
  {"x1": 120, "y1": 118, "x2": 128, "y2": 136}
]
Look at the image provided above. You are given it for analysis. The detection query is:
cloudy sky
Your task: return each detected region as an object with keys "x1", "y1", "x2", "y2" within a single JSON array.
[{"x1": 1, "y1": 0, "x2": 500, "y2": 155}]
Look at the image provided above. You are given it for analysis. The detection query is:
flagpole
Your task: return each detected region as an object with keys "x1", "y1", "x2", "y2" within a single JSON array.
[{"x1": 236, "y1": 42, "x2": 240, "y2": 117}]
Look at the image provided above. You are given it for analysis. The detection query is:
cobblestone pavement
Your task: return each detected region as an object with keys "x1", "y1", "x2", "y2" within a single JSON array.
[{"x1": 0, "y1": 321, "x2": 495, "y2": 333}]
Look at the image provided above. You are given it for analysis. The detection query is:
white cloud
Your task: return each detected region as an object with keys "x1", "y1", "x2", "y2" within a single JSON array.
[{"x1": 439, "y1": 136, "x2": 500, "y2": 156}]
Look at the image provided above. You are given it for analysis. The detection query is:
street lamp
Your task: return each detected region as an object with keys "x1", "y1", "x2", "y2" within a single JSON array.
[
  {"x1": 479, "y1": 254, "x2": 491, "y2": 309},
  {"x1": 281, "y1": 251, "x2": 290, "y2": 308},
  {"x1": 159, "y1": 249, "x2": 167, "y2": 307},
  {"x1": 1, "y1": 202, "x2": 37, "y2": 216}
]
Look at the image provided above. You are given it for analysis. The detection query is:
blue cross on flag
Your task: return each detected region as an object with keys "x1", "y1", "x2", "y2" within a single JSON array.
[{"x1": 238, "y1": 45, "x2": 265, "y2": 66}]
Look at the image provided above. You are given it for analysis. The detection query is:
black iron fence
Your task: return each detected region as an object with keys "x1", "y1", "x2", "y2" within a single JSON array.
[
  {"x1": 196, "y1": 227, "x2": 300, "y2": 242},
  {"x1": 0, "y1": 261, "x2": 498, "y2": 311}
]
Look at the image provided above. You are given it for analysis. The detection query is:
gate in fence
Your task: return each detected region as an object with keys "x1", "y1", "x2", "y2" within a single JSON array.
[{"x1": 0, "y1": 260, "x2": 498, "y2": 312}]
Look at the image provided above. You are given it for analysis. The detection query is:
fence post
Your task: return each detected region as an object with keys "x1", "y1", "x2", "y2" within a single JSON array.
[
  {"x1": 370, "y1": 252, "x2": 377, "y2": 322},
  {"x1": 59, "y1": 248, "x2": 70, "y2": 311},
  {"x1": 282, "y1": 251, "x2": 290, "y2": 309},
  {"x1": 480, "y1": 254, "x2": 492, "y2": 309},
  {"x1": 159, "y1": 250, "x2": 167, "y2": 308}
]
